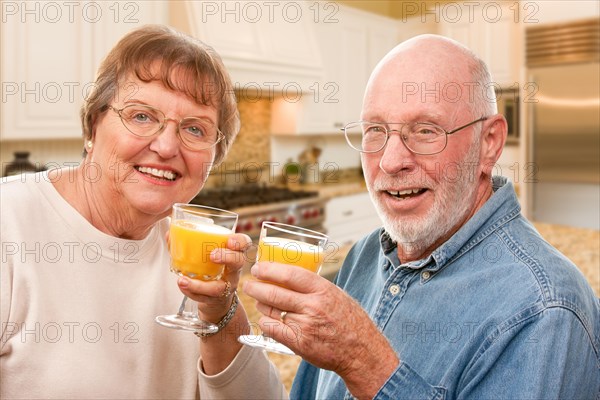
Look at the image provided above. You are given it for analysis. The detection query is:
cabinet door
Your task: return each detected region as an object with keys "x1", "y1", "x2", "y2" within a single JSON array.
[
  {"x1": 325, "y1": 192, "x2": 380, "y2": 246},
  {"x1": 294, "y1": 21, "x2": 345, "y2": 133},
  {"x1": 184, "y1": 1, "x2": 322, "y2": 90},
  {"x1": 339, "y1": 22, "x2": 369, "y2": 126},
  {"x1": 272, "y1": 5, "x2": 398, "y2": 135},
  {"x1": 270, "y1": 8, "x2": 369, "y2": 135},
  {"x1": 289, "y1": 9, "x2": 369, "y2": 134},
  {"x1": 1, "y1": 1, "x2": 168, "y2": 140},
  {"x1": 1, "y1": 13, "x2": 94, "y2": 140},
  {"x1": 91, "y1": 2, "x2": 170, "y2": 69},
  {"x1": 439, "y1": 4, "x2": 521, "y2": 88},
  {"x1": 367, "y1": 21, "x2": 401, "y2": 74},
  {"x1": 185, "y1": 2, "x2": 266, "y2": 64},
  {"x1": 479, "y1": 7, "x2": 520, "y2": 87}
]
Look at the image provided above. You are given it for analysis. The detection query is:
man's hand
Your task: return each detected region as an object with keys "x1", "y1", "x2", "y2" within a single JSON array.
[{"x1": 244, "y1": 261, "x2": 400, "y2": 399}]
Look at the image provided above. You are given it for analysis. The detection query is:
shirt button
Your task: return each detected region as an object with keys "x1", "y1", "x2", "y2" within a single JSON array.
[
  {"x1": 422, "y1": 271, "x2": 431, "y2": 280},
  {"x1": 389, "y1": 284, "x2": 400, "y2": 295}
]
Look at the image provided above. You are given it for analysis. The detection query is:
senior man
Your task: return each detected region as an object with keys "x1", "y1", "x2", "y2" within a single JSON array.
[{"x1": 181, "y1": 35, "x2": 600, "y2": 399}]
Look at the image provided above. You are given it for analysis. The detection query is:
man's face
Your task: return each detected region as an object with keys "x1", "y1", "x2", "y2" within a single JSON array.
[{"x1": 360, "y1": 46, "x2": 485, "y2": 259}]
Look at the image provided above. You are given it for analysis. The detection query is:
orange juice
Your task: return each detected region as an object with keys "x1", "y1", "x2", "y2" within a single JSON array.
[
  {"x1": 169, "y1": 220, "x2": 231, "y2": 280},
  {"x1": 258, "y1": 236, "x2": 324, "y2": 273}
]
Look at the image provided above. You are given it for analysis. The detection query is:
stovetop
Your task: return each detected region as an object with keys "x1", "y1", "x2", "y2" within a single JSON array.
[{"x1": 190, "y1": 185, "x2": 320, "y2": 210}]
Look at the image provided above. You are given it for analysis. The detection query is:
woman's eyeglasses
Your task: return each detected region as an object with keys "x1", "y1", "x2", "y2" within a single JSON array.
[{"x1": 108, "y1": 104, "x2": 224, "y2": 151}]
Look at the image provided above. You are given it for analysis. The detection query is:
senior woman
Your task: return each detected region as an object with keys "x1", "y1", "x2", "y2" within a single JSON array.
[{"x1": 0, "y1": 25, "x2": 248, "y2": 399}]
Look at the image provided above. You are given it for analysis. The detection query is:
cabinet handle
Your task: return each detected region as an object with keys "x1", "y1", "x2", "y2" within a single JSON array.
[
  {"x1": 334, "y1": 122, "x2": 344, "y2": 128},
  {"x1": 342, "y1": 210, "x2": 353, "y2": 216}
]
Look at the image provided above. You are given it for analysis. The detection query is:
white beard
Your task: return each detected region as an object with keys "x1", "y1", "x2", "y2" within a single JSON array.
[{"x1": 368, "y1": 140, "x2": 481, "y2": 258}]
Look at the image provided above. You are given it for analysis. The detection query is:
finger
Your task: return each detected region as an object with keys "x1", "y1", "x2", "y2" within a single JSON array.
[
  {"x1": 211, "y1": 249, "x2": 247, "y2": 273},
  {"x1": 254, "y1": 306, "x2": 291, "y2": 334},
  {"x1": 210, "y1": 233, "x2": 254, "y2": 271},
  {"x1": 255, "y1": 302, "x2": 280, "y2": 320},
  {"x1": 243, "y1": 278, "x2": 301, "y2": 315},
  {"x1": 256, "y1": 302, "x2": 278, "y2": 319},
  {"x1": 177, "y1": 277, "x2": 238, "y2": 322},
  {"x1": 228, "y1": 233, "x2": 253, "y2": 252},
  {"x1": 178, "y1": 276, "x2": 232, "y2": 299},
  {"x1": 251, "y1": 261, "x2": 321, "y2": 294},
  {"x1": 255, "y1": 302, "x2": 293, "y2": 322},
  {"x1": 256, "y1": 314, "x2": 302, "y2": 351}
]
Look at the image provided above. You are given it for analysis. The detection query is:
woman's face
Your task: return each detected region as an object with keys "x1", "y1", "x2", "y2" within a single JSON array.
[{"x1": 87, "y1": 76, "x2": 218, "y2": 219}]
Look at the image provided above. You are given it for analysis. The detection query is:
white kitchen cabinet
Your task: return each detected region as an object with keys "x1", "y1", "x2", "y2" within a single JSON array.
[
  {"x1": 270, "y1": 16, "x2": 344, "y2": 135},
  {"x1": 325, "y1": 192, "x2": 381, "y2": 247},
  {"x1": 271, "y1": 5, "x2": 399, "y2": 135},
  {"x1": 182, "y1": 0, "x2": 323, "y2": 91},
  {"x1": 528, "y1": 0, "x2": 600, "y2": 24},
  {"x1": 438, "y1": 3, "x2": 522, "y2": 88},
  {"x1": 1, "y1": 1, "x2": 168, "y2": 140}
]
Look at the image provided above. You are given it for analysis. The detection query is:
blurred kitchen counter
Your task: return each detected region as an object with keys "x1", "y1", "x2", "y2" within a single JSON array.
[
  {"x1": 533, "y1": 222, "x2": 599, "y2": 296},
  {"x1": 298, "y1": 180, "x2": 368, "y2": 199},
  {"x1": 285, "y1": 168, "x2": 368, "y2": 199}
]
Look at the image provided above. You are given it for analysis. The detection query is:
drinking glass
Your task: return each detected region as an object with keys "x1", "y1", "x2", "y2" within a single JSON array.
[
  {"x1": 155, "y1": 204, "x2": 238, "y2": 333},
  {"x1": 238, "y1": 221, "x2": 328, "y2": 355}
]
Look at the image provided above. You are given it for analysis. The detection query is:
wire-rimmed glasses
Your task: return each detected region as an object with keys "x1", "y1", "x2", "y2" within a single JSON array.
[
  {"x1": 108, "y1": 104, "x2": 224, "y2": 151},
  {"x1": 342, "y1": 116, "x2": 488, "y2": 155}
]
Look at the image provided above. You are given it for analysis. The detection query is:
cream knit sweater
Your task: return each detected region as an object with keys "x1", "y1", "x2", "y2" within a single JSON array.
[{"x1": 1, "y1": 172, "x2": 200, "y2": 399}]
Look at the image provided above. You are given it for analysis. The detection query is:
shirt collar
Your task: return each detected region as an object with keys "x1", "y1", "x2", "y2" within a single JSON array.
[
  {"x1": 379, "y1": 229, "x2": 432, "y2": 271},
  {"x1": 379, "y1": 229, "x2": 399, "y2": 271},
  {"x1": 378, "y1": 176, "x2": 520, "y2": 273}
]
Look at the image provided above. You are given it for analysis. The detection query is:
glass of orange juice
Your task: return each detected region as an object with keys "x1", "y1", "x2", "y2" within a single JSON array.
[
  {"x1": 156, "y1": 204, "x2": 238, "y2": 333},
  {"x1": 238, "y1": 222, "x2": 328, "y2": 355}
]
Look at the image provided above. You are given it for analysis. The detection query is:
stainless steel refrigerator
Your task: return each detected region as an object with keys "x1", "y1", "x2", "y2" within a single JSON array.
[{"x1": 527, "y1": 18, "x2": 600, "y2": 229}]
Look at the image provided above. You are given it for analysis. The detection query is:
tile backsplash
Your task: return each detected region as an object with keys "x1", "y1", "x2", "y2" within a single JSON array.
[{"x1": 206, "y1": 95, "x2": 272, "y2": 187}]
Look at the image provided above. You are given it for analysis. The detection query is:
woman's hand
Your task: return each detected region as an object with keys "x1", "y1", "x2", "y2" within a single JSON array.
[
  {"x1": 177, "y1": 233, "x2": 253, "y2": 323},
  {"x1": 244, "y1": 261, "x2": 399, "y2": 399}
]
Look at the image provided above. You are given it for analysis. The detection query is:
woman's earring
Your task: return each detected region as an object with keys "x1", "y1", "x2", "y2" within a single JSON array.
[{"x1": 87, "y1": 141, "x2": 93, "y2": 149}]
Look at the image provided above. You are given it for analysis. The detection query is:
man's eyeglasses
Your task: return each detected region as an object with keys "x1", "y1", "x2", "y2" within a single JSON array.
[
  {"x1": 342, "y1": 117, "x2": 488, "y2": 155},
  {"x1": 107, "y1": 104, "x2": 224, "y2": 151}
]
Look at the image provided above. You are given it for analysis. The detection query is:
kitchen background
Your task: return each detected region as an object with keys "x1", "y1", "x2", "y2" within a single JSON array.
[{"x1": 2, "y1": 0, "x2": 598, "y2": 389}]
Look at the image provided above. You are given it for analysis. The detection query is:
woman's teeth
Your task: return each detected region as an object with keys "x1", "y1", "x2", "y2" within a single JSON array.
[
  {"x1": 387, "y1": 188, "x2": 425, "y2": 199},
  {"x1": 136, "y1": 166, "x2": 177, "y2": 181}
]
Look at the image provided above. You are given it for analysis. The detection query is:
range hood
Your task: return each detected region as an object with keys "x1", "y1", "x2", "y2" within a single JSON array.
[{"x1": 173, "y1": 1, "x2": 324, "y2": 92}]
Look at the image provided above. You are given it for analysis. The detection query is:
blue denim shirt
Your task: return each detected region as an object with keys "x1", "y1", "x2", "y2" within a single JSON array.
[{"x1": 291, "y1": 177, "x2": 600, "y2": 399}]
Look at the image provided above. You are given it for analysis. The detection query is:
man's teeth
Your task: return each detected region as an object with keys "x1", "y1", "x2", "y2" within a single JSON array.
[
  {"x1": 387, "y1": 188, "x2": 424, "y2": 198},
  {"x1": 136, "y1": 166, "x2": 176, "y2": 181}
]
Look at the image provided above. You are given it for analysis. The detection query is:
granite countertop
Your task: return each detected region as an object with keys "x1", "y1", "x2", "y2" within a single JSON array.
[
  {"x1": 296, "y1": 180, "x2": 368, "y2": 199},
  {"x1": 285, "y1": 168, "x2": 368, "y2": 199},
  {"x1": 239, "y1": 222, "x2": 599, "y2": 391},
  {"x1": 533, "y1": 222, "x2": 599, "y2": 296}
]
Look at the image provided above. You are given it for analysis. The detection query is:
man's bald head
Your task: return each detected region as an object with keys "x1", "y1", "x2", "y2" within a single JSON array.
[{"x1": 365, "y1": 34, "x2": 497, "y2": 120}]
